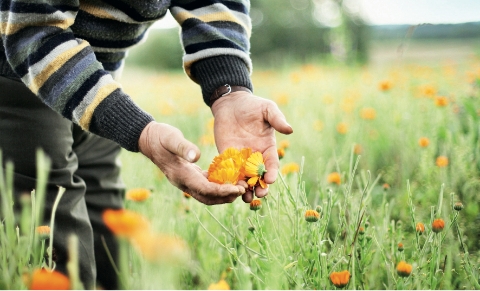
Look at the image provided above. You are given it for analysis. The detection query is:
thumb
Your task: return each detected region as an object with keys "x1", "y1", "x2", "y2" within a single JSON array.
[
  {"x1": 266, "y1": 103, "x2": 293, "y2": 135},
  {"x1": 161, "y1": 124, "x2": 201, "y2": 163}
]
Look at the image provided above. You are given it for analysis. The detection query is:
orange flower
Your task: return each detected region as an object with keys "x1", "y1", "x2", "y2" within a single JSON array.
[
  {"x1": 432, "y1": 218, "x2": 445, "y2": 233},
  {"x1": 36, "y1": 226, "x2": 50, "y2": 240},
  {"x1": 329, "y1": 270, "x2": 350, "y2": 288},
  {"x1": 354, "y1": 144, "x2": 362, "y2": 155},
  {"x1": 416, "y1": 222, "x2": 425, "y2": 235},
  {"x1": 279, "y1": 140, "x2": 290, "y2": 150},
  {"x1": 434, "y1": 96, "x2": 448, "y2": 107},
  {"x1": 327, "y1": 172, "x2": 341, "y2": 185},
  {"x1": 244, "y1": 152, "x2": 267, "y2": 188},
  {"x1": 208, "y1": 279, "x2": 230, "y2": 290},
  {"x1": 382, "y1": 183, "x2": 390, "y2": 191},
  {"x1": 418, "y1": 137, "x2": 430, "y2": 147},
  {"x1": 304, "y1": 210, "x2": 320, "y2": 222},
  {"x1": 102, "y1": 209, "x2": 150, "y2": 238},
  {"x1": 131, "y1": 233, "x2": 189, "y2": 263},
  {"x1": 396, "y1": 261, "x2": 412, "y2": 277},
  {"x1": 336, "y1": 122, "x2": 348, "y2": 134},
  {"x1": 397, "y1": 242, "x2": 404, "y2": 252},
  {"x1": 360, "y1": 107, "x2": 376, "y2": 120},
  {"x1": 208, "y1": 147, "x2": 248, "y2": 185},
  {"x1": 250, "y1": 199, "x2": 262, "y2": 211},
  {"x1": 277, "y1": 148, "x2": 285, "y2": 159},
  {"x1": 419, "y1": 84, "x2": 437, "y2": 97},
  {"x1": 30, "y1": 269, "x2": 70, "y2": 290},
  {"x1": 281, "y1": 162, "x2": 300, "y2": 176},
  {"x1": 379, "y1": 80, "x2": 392, "y2": 91},
  {"x1": 126, "y1": 188, "x2": 151, "y2": 202},
  {"x1": 436, "y1": 156, "x2": 449, "y2": 167}
]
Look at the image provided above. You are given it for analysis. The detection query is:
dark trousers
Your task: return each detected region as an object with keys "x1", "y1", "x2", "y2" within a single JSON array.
[{"x1": 0, "y1": 76, "x2": 124, "y2": 289}]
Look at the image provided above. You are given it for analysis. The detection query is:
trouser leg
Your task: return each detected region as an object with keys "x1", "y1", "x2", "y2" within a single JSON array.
[
  {"x1": 72, "y1": 125, "x2": 124, "y2": 290},
  {"x1": 0, "y1": 76, "x2": 96, "y2": 288}
]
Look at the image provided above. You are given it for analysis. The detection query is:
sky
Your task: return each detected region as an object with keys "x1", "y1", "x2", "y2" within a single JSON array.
[{"x1": 153, "y1": 0, "x2": 480, "y2": 29}]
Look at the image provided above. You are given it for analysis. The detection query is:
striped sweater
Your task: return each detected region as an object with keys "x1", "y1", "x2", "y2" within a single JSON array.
[{"x1": 0, "y1": 0, "x2": 253, "y2": 152}]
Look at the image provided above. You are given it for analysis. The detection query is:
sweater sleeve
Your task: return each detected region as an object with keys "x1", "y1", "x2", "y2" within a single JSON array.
[
  {"x1": 0, "y1": 0, "x2": 154, "y2": 152},
  {"x1": 170, "y1": 0, "x2": 253, "y2": 105}
]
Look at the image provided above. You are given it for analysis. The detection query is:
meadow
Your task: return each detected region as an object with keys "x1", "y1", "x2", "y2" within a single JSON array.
[{"x1": 1, "y1": 42, "x2": 480, "y2": 289}]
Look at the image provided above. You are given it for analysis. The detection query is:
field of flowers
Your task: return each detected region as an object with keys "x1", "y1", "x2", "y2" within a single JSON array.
[{"x1": 1, "y1": 51, "x2": 480, "y2": 289}]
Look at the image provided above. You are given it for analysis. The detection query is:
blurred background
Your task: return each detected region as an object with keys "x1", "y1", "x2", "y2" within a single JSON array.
[{"x1": 125, "y1": 0, "x2": 480, "y2": 71}]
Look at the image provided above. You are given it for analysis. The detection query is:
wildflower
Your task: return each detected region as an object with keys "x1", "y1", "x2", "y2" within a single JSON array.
[
  {"x1": 250, "y1": 199, "x2": 262, "y2": 211},
  {"x1": 358, "y1": 227, "x2": 365, "y2": 235},
  {"x1": 183, "y1": 192, "x2": 191, "y2": 199},
  {"x1": 360, "y1": 107, "x2": 376, "y2": 120},
  {"x1": 277, "y1": 148, "x2": 285, "y2": 159},
  {"x1": 305, "y1": 210, "x2": 320, "y2": 222},
  {"x1": 30, "y1": 269, "x2": 70, "y2": 290},
  {"x1": 419, "y1": 84, "x2": 437, "y2": 97},
  {"x1": 329, "y1": 270, "x2": 350, "y2": 288},
  {"x1": 397, "y1": 242, "x2": 404, "y2": 252},
  {"x1": 125, "y1": 188, "x2": 151, "y2": 202},
  {"x1": 208, "y1": 158, "x2": 243, "y2": 185},
  {"x1": 36, "y1": 226, "x2": 50, "y2": 240},
  {"x1": 281, "y1": 162, "x2": 300, "y2": 175},
  {"x1": 396, "y1": 261, "x2": 412, "y2": 277},
  {"x1": 379, "y1": 80, "x2": 392, "y2": 91},
  {"x1": 435, "y1": 96, "x2": 448, "y2": 107},
  {"x1": 102, "y1": 209, "x2": 150, "y2": 238},
  {"x1": 436, "y1": 156, "x2": 449, "y2": 167},
  {"x1": 353, "y1": 144, "x2": 362, "y2": 155},
  {"x1": 279, "y1": 140, "x2": 290, "y2": 150},
  {"x1": 327, "y1": 172, "x2": 341, "y2": 185},
  {"x1": 336, "y1": 122, "x2": 348, "y2": 134},
  {"x1": 208, "y1": 279, "x2": 230, "y2": 290},
  {"x1": 432, "y1": 218, "x2": 445, "y2": 233},
  {"x1": 382, "y1": 183, "x2": 390, "y2": 191},
  {"x1": 313, "y1": 120, "x2": 324, "y2": 131},
  {"x1": 454, "y1": 202, "x2": 464, "y2": 211},
  {"x1": 131, "y1": 233, "x2": 189, "y2": 263},
  {"x1": 416, "y1": 222, "x2": 425, "y2": 235},
  {"x1": 418, "y1": 137, "x2": 430, "y2": 147},
  {"x1": 244, "y1": 152, "x2": 267, "y2": 188}
]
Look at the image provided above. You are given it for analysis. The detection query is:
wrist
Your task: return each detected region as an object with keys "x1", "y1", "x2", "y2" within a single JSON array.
[{"x1": 210, "y1": 84, "x2": 252, "y2": 106}]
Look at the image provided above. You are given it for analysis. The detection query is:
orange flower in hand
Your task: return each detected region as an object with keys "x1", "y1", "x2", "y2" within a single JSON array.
[{"x1": 244, "y1": 152, "x2": 267, "y2": 188}]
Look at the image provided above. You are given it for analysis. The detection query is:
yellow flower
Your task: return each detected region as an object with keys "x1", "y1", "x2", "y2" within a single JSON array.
[
  {"x1": 281, "y1": 162, "x2": 300, "y2": 175},
  {"x1": 208, "y1": 147, "x2": 249, "y2": 184},
  {"x1": 419, "y1": 84, "x2": 437, "y2": 97},
  {"x1": 131, "y1": 233, "x2": 189, "y2": 263},
  {"x1": 208, "y1": 279, "x2": 230, "y2": 290},
  {"x1": 313, "y1": 120, "x2": 324, "y2": 131},
  {"x1": 360, "y1": 107, "x2": 376, "y2": 120},
  {"x1": 329, "y1": 270, "x2": 350, "y2": 288},
  {"x1": 36, "y1": 226, "x2": 50, "y2": 240},
  {"x1": 434, "y1": 96, "x2": 448, "y2": 107},
  {"x1": 30, "y1": 269, "x2": 70, "y2": 290},
  {"x1": 336, "y1": 122, "x2": 348, "y2": 134},
  {"x1": 416, "y1": 222, "x2": 425, "y2": 235},
  {"x1": 244, "y1": 152, "x2": 267, "y2": 188},
  {"x1": 418, "y1": 137, "x2": 430, "y2": 147},
  {"x1": 327, "y1": 172, "x2": 341, "y2": 185},
  {"x1": 277, "y1": 148, "x2": 285, "y2": 159},
  {"x1": 436, "y1": 156, "x2": 449, "y2": 167},
  {"x1": 126, "y1": 188, "x2": 151, "y2": 202},
  {"x1": 102, "y1": 209, "x2": 150, "y2": 238},
  {"x1": 304, "y1": 210, "x2": 320, "y2": 222},
  {"x1": 396, "y1": 261, "x2": 412, "y2": 277},
  {"x1": 279, "y1": 140, "x2": 290, "y2": 150},
  {"x1": 378, "y1": 80, "x2": 392, "y2": 91}
]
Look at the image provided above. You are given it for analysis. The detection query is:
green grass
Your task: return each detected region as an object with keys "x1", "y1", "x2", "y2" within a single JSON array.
[{"x1": 1, "y1": 55, "x2": 480, "y2": 289}]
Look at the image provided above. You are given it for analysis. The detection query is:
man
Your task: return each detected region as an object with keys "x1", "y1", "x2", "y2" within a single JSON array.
[{"x1": 0, "y1": 0, "x2": 292, "y2": 289}]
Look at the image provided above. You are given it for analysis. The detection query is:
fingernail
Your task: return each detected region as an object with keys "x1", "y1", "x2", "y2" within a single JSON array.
[{"x1": 187, "y1": 150, "x2": 196, "y2": 162}]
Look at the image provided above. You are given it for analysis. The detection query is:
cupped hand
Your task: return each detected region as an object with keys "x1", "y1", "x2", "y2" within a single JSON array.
[
  {"x1": 138, "y1": 121, "x2": 245, "y2": 205},
  {"x1": 211, "y1": 92, "x2": 293, "y2": 203}
]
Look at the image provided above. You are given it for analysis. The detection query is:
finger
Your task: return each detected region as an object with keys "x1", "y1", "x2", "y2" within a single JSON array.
[
  {"x1": 161, "y1": 125, "x2": 201, "y2": 162},
  {"x1": 263, "y1": 147, "x2": 279, "y2": 184},
  {"x1": 255, "y1": 185, "x2": 269, "y2": 198},
  {"x1": 265, "y1": 102, "x2": 293, "y2": 135},
  {"x1": 192, "y1": 193, "x2": 240, "y2": 205},
  {"x1": 242, "y1": 191, "x2": 254, "y2": 203}
]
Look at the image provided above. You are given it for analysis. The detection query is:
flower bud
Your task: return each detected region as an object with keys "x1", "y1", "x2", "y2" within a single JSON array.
[
  {"x1": 250, "y1": 199, "x2": 262, "y2": 211},
  {"x1": 304, "y1": 210, "x2": 320, "y2": 222},
  {"x1": 454, "y1": 202, "x2": 464, "y2": 211}
]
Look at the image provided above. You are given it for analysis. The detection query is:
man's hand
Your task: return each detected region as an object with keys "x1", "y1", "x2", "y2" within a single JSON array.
[
  {"x1": 138, "y1": 121, "x2": 245, "y2": 205},
  {"x1": 211, "y1": 91, "x2": 293, "y2": 203}
]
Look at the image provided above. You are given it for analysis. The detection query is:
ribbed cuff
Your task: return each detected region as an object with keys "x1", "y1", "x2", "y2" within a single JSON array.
[
  {"x1": 191, "y1": 55, "x2": 253, "y2": 107},
  {"x1": 89, "y1": 89, "x2": 154, "y2": 152}
]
